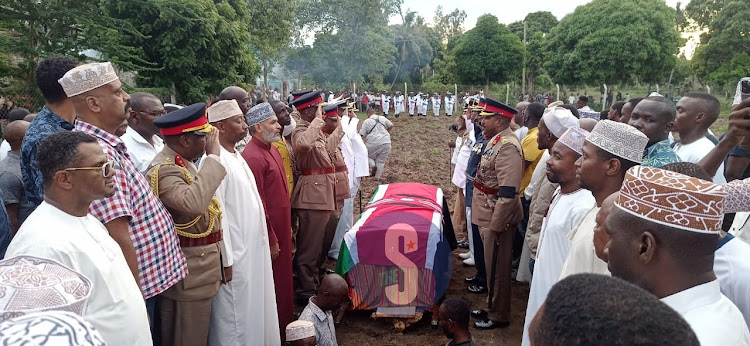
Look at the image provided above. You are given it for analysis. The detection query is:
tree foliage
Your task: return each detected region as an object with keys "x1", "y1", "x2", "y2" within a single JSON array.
[
  {"x1": 433, "y1": 6, "x2": 467, "y2": 44},
  {"x1": 687, "y1": 0, "x2": 750, "y2": 87},
  {"x1": 544, "y1": 0, "x2": 680, "y2": 86},
  {"x1": 451, "y1": 14, "x2": 524, "y2": 91},
  {"x1": 508, "y1": 11, "x2": 558, "y2": 38},
  {"x1": 105, "y1": 0, "x2": 259, "y2": 103},
  {"x1": 248, "y1": 0, "x2": 297, "y2": 97}
]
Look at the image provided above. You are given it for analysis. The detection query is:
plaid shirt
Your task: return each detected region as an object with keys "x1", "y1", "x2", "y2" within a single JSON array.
[{"x1": 75, "y1": 120, "x2": 187, "y2": 298}]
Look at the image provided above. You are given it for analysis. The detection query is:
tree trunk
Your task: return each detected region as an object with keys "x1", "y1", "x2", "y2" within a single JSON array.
[
  {"x1": 268, "y1": 52, "x2": 274, "y2": 102},
  {"x1": 485, "y1": 76, "x2": 490, "y2": 98}
]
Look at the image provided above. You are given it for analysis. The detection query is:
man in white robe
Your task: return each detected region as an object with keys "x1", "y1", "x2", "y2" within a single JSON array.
[
  {"x1": 381, "y1": 92, "x2": 390, "y2": 116},
  {"x1": 560, "y1": 120, "x2": 648, "y2": 278},
  {"x1": 605, "y1": 166, "x2": 750, "y2": 345},
  {"x1": 521, "y1": 127, "x2": 595, "y2": 346},
  {"x1": 5, "y1": 131, "x2": 151, "y2": 346},
  {"x1": 206, "y1": 100, "x2": 280, "y2": 346},
  {"x1": 329, "y1": 106, "x2": 369, "y2": 259},
  {"x1": 432, "y1": 94, "x2": 442, "y2": 116}
]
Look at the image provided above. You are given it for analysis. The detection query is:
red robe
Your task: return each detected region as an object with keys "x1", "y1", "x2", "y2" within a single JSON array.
[{"x1": 243, "y1": 136, "x2": 294, "y2": 341}]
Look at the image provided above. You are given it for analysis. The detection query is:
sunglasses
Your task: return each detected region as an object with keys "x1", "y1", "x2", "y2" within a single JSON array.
[{"x1": 64, "y1": 161, "x2": 114, "y2": 177}]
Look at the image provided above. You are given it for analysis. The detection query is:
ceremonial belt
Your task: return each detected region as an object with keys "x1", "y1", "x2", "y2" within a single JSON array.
[
  {"x1": 302, "y1": 165, "x2": 348, "y2": 176},
  {"x1": 179, "y1": 231, "x2": 221, "y2": 247},
  {"x1": 473, "y1": 181, "x2": 499, "y2": 196}
]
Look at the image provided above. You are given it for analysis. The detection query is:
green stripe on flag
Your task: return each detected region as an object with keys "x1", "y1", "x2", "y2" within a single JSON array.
[{"x1": 335, "y1": 240, "x2": 355, "y2": 276}]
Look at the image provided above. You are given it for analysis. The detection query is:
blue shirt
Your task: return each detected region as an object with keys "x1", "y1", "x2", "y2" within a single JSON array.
[
  {"x1": 0, "y1": 190, "x2": 12, "y2": 258},
  {"x1": 642, "y1": 139, "x2": 681, "y2": 168},
  {"x1": 465, "y1": 125, "x2": 488, "y2": 207},
  {"x1": 20, "y1": 107, "x2": 74, "y2": 209}
]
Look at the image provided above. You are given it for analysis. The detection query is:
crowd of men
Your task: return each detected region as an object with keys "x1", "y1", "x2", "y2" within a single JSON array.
[
  {"x1": 0, "y1": 57, "x2": 401, "y2": 346},
  {"x1": 448, "y1": 82, "x2": 750, "y2": 345},
  {"x1": 319, "y1": 90, "x2": 461, "y2": 118},
  {"x1": 2, "y1": 53, "x2": 750, "y2": 346}
]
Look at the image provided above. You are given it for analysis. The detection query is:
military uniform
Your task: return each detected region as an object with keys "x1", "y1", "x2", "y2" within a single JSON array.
[
  {"x1": 291, "y1": 96, "x2": 349, "y2": 302},
  {"x1": 146, "y1": 103, "x2": 228, "y2": 346},
  {"x1": 471, "y1": 105, "x2": 524, "y2": 326}
]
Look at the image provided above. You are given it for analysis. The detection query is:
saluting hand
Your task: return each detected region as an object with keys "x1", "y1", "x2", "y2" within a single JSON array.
[
  {"x1": 315, "y1": 104, "x2": 323, "y2": 120},
  {"x1": 205, "y1": 126, "x2": 221, "y2": 156}
]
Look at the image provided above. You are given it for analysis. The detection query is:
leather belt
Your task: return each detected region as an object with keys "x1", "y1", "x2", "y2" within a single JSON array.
[
  {"x1": 473, "y1": 181, "x2": 499, "y2": 196},
  {"x1": 179, "y1": 231, "x2": 221, "y2": 247},
  {"x1": 302, "y1": 165, "x2": 348, "y2": 176}
]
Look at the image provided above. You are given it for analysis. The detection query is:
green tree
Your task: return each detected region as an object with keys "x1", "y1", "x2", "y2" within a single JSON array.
[
  {"x1": 433, "y1": 7, "x2": 467, "y2": 44},
  {"x1": 105, "y1": 0, "x2": 260, "y2": 102},
  {"x1": 0, "y1": 0, "x2": 147, "y2": 88},
  {"x1": 687, "y1": 0, "x2": 750, "y2": 88},
  {"x1": 544, "y1": 0, "x2": 681, "y2": 86},
  {"x1": 450, "y1": 14, "x2": 524, "y2": 94},
  {"x1": 283, "y1": 46, "x2": 315, "y2": 88},
  {"x1": 248, "y1": 0, "x2": 296, "y2": 100},
  {"x1": 508, "y1": 11, "x2": 558, "y2": 38}
]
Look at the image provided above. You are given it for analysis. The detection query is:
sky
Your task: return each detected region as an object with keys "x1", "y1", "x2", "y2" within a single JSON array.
[{"x1": 394, "y1": 0, "x2": 681, "y2": 27}]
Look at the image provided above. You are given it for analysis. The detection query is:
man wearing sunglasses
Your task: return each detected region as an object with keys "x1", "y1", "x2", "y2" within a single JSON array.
[
  {"x1": 121, "y1": 92, "x2": 166, "y2": 173},
  {"x1": 5, "y1": 131, "x2": 151, "y2": 345}
]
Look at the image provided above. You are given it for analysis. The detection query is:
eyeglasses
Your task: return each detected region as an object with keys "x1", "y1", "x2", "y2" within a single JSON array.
[
  {"x1": 64, "y1": 161, "x2": 114, "y2": 177},
  {"x1": 133, "y1": 109, "x2": 167, "y2": 117}
]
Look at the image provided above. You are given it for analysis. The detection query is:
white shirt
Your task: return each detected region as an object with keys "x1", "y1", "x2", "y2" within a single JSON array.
[
  {"x1": 522, "y1": 188, "x2": 596, "y2": 346},
  {"x1": 714, "y1": 235, "x2": 750, "y2": 328},
  {"x1": 120, "y1": 126, "x2": 164, "y2": 173},
  {"x1": 661, "y1": 280, "x2": 750, "y2": 346},
  {"x1": 559, "y1": 206, "x2": 610, "y2": 279},
  {"x1": 673, "y1": 136, "x2": 727, "y2": 184},
  {"x1": 5, "y1": 202, "x2": 152, "y2": 346},
  {"x1": 209, "y1": 148, "x2": 280, "y2": 346},
  {"x1": 524, "y1": 150, "x2": 549, "y2": 200},
  {"x1": 578, "y1": 105, "x2": 592, "y2": 112},
  {"x1": 514, "y1": 126, "x2": 529, "y2": 142},
  {"x1": 0, "y1": 140, "x2": 9, "y2": 161},
  {"x1": 359, "y1": 115, "x2": 392, "y2": 147}
]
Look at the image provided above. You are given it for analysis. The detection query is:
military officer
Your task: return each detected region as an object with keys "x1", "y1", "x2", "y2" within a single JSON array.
[
  {"x1": 470, "y1": 98, "x2": 523, "y2": 330},
  {"x1": 290, "y1": 91, "x2": 348, "y2": 304},
  {"x1": 146, "y1": 103, "x2": 228, "y2": 346}
]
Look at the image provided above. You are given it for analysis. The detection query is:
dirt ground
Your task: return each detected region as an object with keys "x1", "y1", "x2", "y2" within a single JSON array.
[{"x1": 323, "y1": 113, "x2": 529, "y2": 345}]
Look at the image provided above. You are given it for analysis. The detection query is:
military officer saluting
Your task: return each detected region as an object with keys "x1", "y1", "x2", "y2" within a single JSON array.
[
  {"x1": 146, "y1": 103, "x2": 228, "y2": 346},
  {"x1": 470, "y1": 98, "x2": 523, "y2": 330},
  {"x1": 290, "y1": 91, "x2": 348, "y2": 304}
]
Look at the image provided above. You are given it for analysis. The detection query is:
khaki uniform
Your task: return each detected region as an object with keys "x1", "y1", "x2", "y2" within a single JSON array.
[
  {"x1": 146, "y1": 146, "x2": 227, "y2": 346},
  {"x1": 471, "y1": 127, "x2": 523, "y2": 323},
  {"x1": 291, "y1": 117, "x2": 348, "y2": 300}
]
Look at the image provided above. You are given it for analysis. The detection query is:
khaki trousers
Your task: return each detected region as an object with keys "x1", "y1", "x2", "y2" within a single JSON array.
[
  {"x1": 159, "y1": 296, "x2": 213, "y2": 346},
  {"x1": 453, "y1": 189, "x2": 467, "y2": 240},
  {"x1": 479, "y1": 226, "x2": 513, "y2": 323},
  {"x1": 294, "y1": 209, "x2": 339, "y2": 300}
]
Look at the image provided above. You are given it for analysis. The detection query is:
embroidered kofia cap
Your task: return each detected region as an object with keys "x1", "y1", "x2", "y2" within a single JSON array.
[
  {"x1": 58, "y1": 62, "x2": 119, "y2": 97},
  {"x1": 616, "y1": 166, "x2": 727, "y2": 233},
  {"x1": 586, "y1": 120, "x2": 648, "y2": 164},
  {"x1": 542, "y1": 107, "x2": 579, "y2": 138},
  {"x1": 207, "y1": 99, "x2": 243, "y2": 123},
  {"x1": 285, "y1": 320, "x2": 316, "y2": 341},
  {"x1": 0, "y1": 311, "x2": 106, "y2": 345},
  {"x1": 558, "y1": 126, "x2": 589, "y2": 155},
  {"x1": 246, "y1": 102, "x2": 276, "y2": 126},
  {"x1": 0, "y1": 256, "x2": 92, "y2": 322}
]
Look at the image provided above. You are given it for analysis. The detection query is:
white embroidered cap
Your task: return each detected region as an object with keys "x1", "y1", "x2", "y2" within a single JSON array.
[
  {"x1": 207, "y1": 99, "x2": 243, "y2": 123},
  {"x1": 586, "y1": 120, "x2": 649, "y2": 164},
  {"x1": 542, "y1": 107, "x2": 579, "y2": 138},
  {"x1": 58, "y1": 62, "x2": 119, "y2": 97},
  {"x1": 285, "y1": 320, "x2": 316, "y2": 342},
  {"x1": 558, "y1": 126, "x2": 589, "y2": 155},
  {"x1": 0, "y1": 311, "x2": 106, "y2": 345},
  {"x1": 0, "y1": 256, "x2": 92, "y2": 322}
]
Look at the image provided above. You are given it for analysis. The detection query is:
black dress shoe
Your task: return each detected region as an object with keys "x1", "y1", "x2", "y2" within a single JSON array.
[
  {"x1": 471, "y1": 309, "x2": 487, "y2": 319},
  {"x1": 474, "y1": 319, "x2": 510, "y2": 329},
  {"x1": 457, "y1": 240, "x2": 470, "y2": 249},
  {"x1": 467, "y1": 284, "x2": 487, "y2": 294},
  {"x1": 325, "y1": 269, "x2": 336, "y2": 275},
  {"x1": 465, "y1": 276, "x2": 478, "y2": 284}
]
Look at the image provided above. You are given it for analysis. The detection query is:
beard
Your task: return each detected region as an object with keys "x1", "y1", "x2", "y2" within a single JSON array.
[{"x1": 262, "y1": 128, "x2": 281, "y2": 143}]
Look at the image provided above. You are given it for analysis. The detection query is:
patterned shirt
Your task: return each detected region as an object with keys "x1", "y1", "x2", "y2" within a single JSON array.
[
  {"x1": 21, "y1": 106, "x2": 74, "y2": 209},
  {"x1": 299, "y1": 298, "x2": 338, "y2": 346},
  {"x1": 641, "y1": 139, "x2": 681, "y2": 168},
  {"x1": 75, "y1": 120, "x2": 187, "y2": 298}
]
